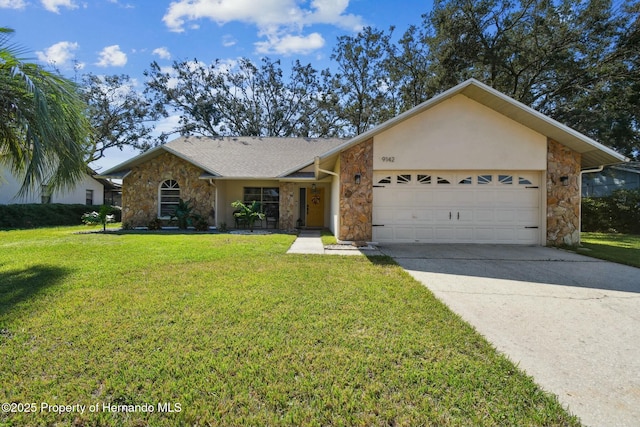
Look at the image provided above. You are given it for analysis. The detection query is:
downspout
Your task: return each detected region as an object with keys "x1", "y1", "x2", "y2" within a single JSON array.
[
  {"x1": 209, "y1": 179, "x2": 218, "y2": 228},
  {"x1": 314, "y1": 156, "x2": 339, "y2": 178},
  {"x1": 579, "y1": 165, "x2": 604, "y2": 196},
  {"x1": 578, "y1": 165, "x2": 604, "y2": 244}
]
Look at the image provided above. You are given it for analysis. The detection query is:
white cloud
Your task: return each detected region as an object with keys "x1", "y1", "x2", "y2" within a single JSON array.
[
  {"x1": 0, "y1": 0, "x2": 26, "y2": 9},
  {"x1": 222, "y1": 34, "x2": 237, "y2": 47},
  {"x1": 36, "y1": 41, "x2": 79, "y2": 68},
  {"x1": 95, "y1": 45, "x2": 127, "y2": 67},
  {"x1": 107, "y1": 0, "x2": 134, "y2": 8},
  {"x1": 152, "y1": 47, "x2": 171, "y2": 60},
  {"x1": 255, "y1": 32, "x2": 325, "y2": 55},
  {"x1": 41, "y1": 0, "x2": 78, "y2": 13},
  {"x1": 162, "y1": 0, "x2": 362, "y2": 55}
]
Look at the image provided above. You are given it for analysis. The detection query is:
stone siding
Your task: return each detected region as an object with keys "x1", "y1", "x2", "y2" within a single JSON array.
[
  {"x1": 339, "y1": 139, "x2": 373, "y2": 241},
  {"x1": 279, "y1": 182, "x2": 296, "y2": 231},
  {"x1": 122, "y1": 151, "x2": 215, "y2": 226},
  {"x1": 547, "y1": 139, "x2": 581, "y2": 246}
]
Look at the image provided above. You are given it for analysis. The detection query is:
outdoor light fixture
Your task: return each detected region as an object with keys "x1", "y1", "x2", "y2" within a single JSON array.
[
  {"x1": 311, "y1": 183, "x2": 317, "y2": 192},
  {"x1": 354, "y1": 173, "x2": 362, "y2": 184},
  {"x1": 560, "y1": 176, "x2": 569, "y2": 186}
]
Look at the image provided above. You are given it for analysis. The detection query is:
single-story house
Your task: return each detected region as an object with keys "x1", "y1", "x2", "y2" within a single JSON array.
[
  {"x1": 582, "y1": 162, "x2": 640, "y2": 197},
  {"x1": 0, "y1": 166, "x2": 111, "y2": 206},
  {"x1": 99, "y1": 79, "x2": 627, "y2": 246}
]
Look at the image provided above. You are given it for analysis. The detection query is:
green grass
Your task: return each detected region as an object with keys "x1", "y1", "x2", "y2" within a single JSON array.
[
  {"x1": 580, "y1": 232, "x2": 640, "y2": 268},
  {"x1": 0, "y1": 227, "x2": 579, "y2": 426},
  {"x1": 320, "y1": 229, "x2": 338, "y2": 246}
]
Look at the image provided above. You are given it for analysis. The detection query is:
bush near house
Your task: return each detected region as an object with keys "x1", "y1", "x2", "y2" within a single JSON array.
[
  {"x1": 582, "y1": 189, "x2": 640, "y2": 234},
  {"x1": 0, "y1": 204, "x2": 122, "y2": 229}
]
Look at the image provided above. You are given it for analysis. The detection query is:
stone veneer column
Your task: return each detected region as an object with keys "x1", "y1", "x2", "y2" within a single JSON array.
[
  {"x1": 547, "y1": 139, "x2": 581, "y2": 246},
  {"x1": 122, "y1": 152, "x2": 215, "y2": 226},
  {"x1": 279, "y1": 182, "x2": 296, "y2": 231},
  {"x1": 339, "y1": 139, "x2": 373, "y2": 241}
]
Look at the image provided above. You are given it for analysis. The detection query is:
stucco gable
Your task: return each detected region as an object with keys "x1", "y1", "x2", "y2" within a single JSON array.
[
  {"x1": 320, "y1": 79, "x2": 627, "y2": 169},
  {"x1": 373, "y1": 94, "x2": 547, "y2": 171}
]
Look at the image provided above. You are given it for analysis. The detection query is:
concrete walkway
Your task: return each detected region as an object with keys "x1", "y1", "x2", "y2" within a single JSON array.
[
  {"x1": 286, "y1": 230, "x2": 382, "y2": 255},
  {"x1": 286, "y1": 230, "x2": 325, "y2": 254}
]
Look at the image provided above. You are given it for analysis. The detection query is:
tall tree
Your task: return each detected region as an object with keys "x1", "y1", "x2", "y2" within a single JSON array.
[
  {"x1": 0, "y1": 27, "x2": 90, "y2": 194},
  {"x1": 420, "y1": 0, "x2": 639, "y2": 158},
  {"x1": 83, "y1": 73, "x2": 159, "y2": 163},
  {"x1": 144, "y1": 57, "x2": 340, "y2": 139},
  {"x1": 331, "y1": 26, "x2": 396, "y2": 136},
  {"x1": 385, "y1": 24, "x2": 437, "y2": 112}
]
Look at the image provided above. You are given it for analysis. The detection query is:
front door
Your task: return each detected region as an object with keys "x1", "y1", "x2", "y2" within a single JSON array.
[{"x1": 306, "y1": 187, "x2": 324, "y2": 227}]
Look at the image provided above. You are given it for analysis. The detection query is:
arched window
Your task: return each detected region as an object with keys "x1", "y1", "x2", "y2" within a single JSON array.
[{"x1": 159, "y1": 180, "x2": 180, "y2": 217}]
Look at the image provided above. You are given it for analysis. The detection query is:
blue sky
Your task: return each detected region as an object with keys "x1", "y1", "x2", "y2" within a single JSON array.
[{"x1": 3, "y1": 0, "x2": 435, "y2": 170}]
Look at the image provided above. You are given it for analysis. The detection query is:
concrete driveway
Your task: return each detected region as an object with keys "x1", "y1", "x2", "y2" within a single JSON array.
[{"x1": 379, "y1": 244, "x2": 640, "y2": 427}]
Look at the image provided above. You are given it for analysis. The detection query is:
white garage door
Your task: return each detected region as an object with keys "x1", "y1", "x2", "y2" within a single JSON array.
[{"x1": 373, "y1": 171, "x2": 542, "y2": 244}]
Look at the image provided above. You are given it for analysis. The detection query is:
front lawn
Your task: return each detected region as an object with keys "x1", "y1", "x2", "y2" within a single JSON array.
[
  {"x1": 0, "y1": 227, "x2": 579, "y2": 426},
  {"x1": 580, "y1": 232, "x2": 640, "y2": 268}
]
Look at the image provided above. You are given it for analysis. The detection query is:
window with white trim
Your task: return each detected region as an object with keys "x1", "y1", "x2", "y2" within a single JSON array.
[
  {"x1": 397, "y1": 174, "x2": 412, "y2": 184},
  {"x1": 243, "y1": 187, "x2": 279, "y2": 218},
  {"x1": 417, "y1": 174, "x2": 431, "y2": 184},
  {"x1": 159, "y1": 180, "x2": 180, "y2": 217},
  {"x1": 518, "y1": 177, "x2": 533, "y2": 185},
  {"x1": 498, "y1": 175, "x2": 513, "y2": 184},
  {"x1": 477, "y1": 175, "x2": 493, "y2": 185}
]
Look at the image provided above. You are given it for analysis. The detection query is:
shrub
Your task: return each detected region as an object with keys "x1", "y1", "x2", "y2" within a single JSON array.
[
  {"x1": 582, "y1": 189, "x2": 640, "y2": 234},
  {"x1": 148, "y1": 217, "x2": 163, "y2": 230},
  {"x1": 231, "y1": 200, "x2": 264, "y2": 231},
  {"x1": 170, "y1": 199, "x2": 194, "y2": 229},
  {"x1": 192, "y1": 214, "x2": 209, "y2": 231},
  {"x1": 82, "y1": 205, "x2": 116, "y2": 231},
  {"x1": 0, "y1": 204, "x2": 113, "y2": 229}
]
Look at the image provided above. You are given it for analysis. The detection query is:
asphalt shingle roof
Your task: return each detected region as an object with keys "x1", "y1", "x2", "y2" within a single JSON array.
[{"x1": 101, "y1": 136, "x2": 346, "y2": 179}]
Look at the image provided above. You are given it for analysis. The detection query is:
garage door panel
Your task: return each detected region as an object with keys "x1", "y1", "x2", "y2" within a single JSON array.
[
  {"x1": 433, "y1": 192, "x2": 455, "y2": 203},
  {"x1": 414, "y1": 191, "x2": 434, "y2": 203},
  {"x1": 394, "y1": 210, "x2": 415, "y2": 222},
  {"x1": 474, "y1": 209, "x2": 495, "y2": 222},
  {"x1": 413, "y1": 209, "x2": 435, "y2": 222},
  {"x1": 456, "y1": 209, "x2": 474, "y2": 222},
  {"x1": 373, "y1": 207, "x2": 394, "y2": 223},
  {"x1": 518, "y1": 209, "x2": 539, "y2": 224},
  {"x1": 396, "y1": 190, "x2": 415, "y2": 205},
  {"x1": 374, "y1": 226, "x2": 394, "y2": 241},
  {"x1": 496, "y1": 209, "x2": 517, "y2": 223},
  {"x1": 510, "y1": 191, "x2": 539, "y2": 206},
  {"x1": 518, "y1": 228, "x2": 539, "y2": 242},
  {"x1": 455, "y1": 227, "x2": 474, "y2": 241},
  {"x1": 453, "y1": 190, "x2": 476, "y2": 205},
  {"x1": 415, "y1": 227, "x2": 435, "y2": 240},
  {"x1": 372, "y1": 171, "x2": 542, "y2": 244},
  {"x1": 436, "y1": 227, "x2": 455, "y2": 241},
  {"x1": 475, "y1": 227, "x2": 496, "y2": 242},
  {"x1": 395, "y1": 227, "x2": 416, "y2": 241}
]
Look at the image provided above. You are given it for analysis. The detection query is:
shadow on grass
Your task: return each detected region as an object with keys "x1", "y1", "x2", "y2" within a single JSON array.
[
  {"x1": 0, "y1": 265, "x2": 70, "y2": 317},
  {"x1": 366, "y1": 255, "x2": 398, "y2": 266}
]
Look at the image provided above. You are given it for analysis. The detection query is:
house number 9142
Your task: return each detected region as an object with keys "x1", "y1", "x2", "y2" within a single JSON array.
[{"x1": 381, "y1": 156, "x2": 395, "y2": 162}]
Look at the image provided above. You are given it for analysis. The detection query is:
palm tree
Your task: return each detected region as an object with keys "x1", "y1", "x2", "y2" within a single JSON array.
[{"x1": 0, "y1": 27, "x2": 91, "y2": 195}]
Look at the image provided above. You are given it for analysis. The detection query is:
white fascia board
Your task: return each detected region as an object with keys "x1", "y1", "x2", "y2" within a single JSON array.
[{"x1": 99, "y1": 144, "x2": 166, "y2": 176}]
